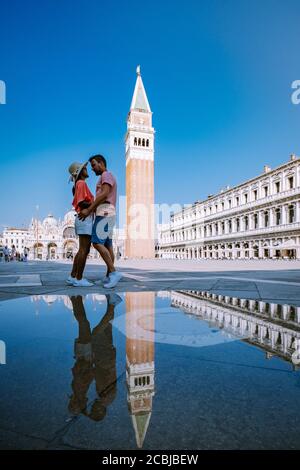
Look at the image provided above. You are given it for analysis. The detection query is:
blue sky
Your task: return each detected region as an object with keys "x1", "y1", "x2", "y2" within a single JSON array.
[{"x1": 0, "y1": 0, "x2": 299, "y2": 228}]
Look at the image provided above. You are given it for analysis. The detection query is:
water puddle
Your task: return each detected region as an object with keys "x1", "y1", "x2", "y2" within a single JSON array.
[{"x1": 1, "y1": 290, "x2": 300, "y2": 449}]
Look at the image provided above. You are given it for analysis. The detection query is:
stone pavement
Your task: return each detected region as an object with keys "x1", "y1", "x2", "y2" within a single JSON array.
[
  {"x1": 0, "y1": 258, "x2": 299, "y2": 305},
  {"x1": 1, "y1": 258, "x2": 300, "y2": 450}
]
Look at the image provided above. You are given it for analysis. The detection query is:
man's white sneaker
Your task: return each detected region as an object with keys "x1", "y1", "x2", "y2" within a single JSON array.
[
  {"x1": 102, "y1": 275, "x2": 110, "y2": 285},
  {"x1": 66, "y1": 275, "x2": 76, "y2": 285},
  {"x1": 103, "y1": 272, "x2": 123, "y2": 289},
  {"x1": 72, "y1": 278, "x2": 94, "y2": 287}
]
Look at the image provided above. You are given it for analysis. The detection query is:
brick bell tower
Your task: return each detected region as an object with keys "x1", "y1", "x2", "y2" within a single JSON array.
[
  {"x1": 125, "y1": 66, "x2": 155, "y2": 259},
  {"x1": 125, "y1": 291, "x2": 155, "y2": 448}
]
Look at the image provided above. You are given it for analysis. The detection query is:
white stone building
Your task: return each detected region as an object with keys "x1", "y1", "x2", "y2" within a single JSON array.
[
  {"x1": 2, "y1": 210, "x2": 125, "y2": 261},
  {"x1": 2, "y1": 227, "x2": 29, "y2": 253},
  {"x1": 158, "y1": 155, "x2": 300, "y2": 260}
]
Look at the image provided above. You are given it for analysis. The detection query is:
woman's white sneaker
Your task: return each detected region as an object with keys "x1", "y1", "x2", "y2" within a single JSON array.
[{"x1": 72, "y1": 278, "x2": 94, "y2": 287}]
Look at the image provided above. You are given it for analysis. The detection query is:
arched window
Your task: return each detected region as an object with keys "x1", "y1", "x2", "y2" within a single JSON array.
[
  {"x1": 63, "y1": 227, "x2": 76, "y2": 239},
  {"x1": 264, "y1": 211, "x2": 269, "y2": 227},
  {"x1": 142, "y1": 139, "x2": 145, "y2": 146},
  {"x1": 138, "y1": 138, "x2": 141, "y2": 146},
  {"x1": 146, "y1": 139, "x2": 149, "y2": 147},
  {"x1": 134, "y1": 137, "x2": 137, "y2": 145},
  {"x1": 288, "y1": 204, "x2": 295, "y2": 223}
]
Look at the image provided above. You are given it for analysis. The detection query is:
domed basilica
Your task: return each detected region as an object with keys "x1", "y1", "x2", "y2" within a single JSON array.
[{"x1": 25, "y1": 210, "x2": 124, "y2": 260}]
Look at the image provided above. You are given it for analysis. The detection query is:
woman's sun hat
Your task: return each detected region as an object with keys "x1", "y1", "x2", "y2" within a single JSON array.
[{"x1": 68, "y1": 161, "x2": 88, "y2": 183}]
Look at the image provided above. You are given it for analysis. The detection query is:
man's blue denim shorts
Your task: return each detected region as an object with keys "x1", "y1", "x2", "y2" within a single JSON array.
[{"x1": 91, "y1": 215, "x2": 115, "y2": 247}]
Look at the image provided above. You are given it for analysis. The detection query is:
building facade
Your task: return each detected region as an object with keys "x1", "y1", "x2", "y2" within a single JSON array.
[
  {"x1": 2, "y1": 227, "x2": 29, "y2": 254},
  {"x1": 125, "y1": 66, "x2": 155, "y2": 259},
  {"x1": 158, "y1": 155, "x2": 300, "y2": 260}
]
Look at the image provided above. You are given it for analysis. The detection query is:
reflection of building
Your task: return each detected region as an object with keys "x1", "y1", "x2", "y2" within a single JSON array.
[
  {"x1": 5, "y1": 210, "x2": 125, "y2": 260},
  {"x1": 126, "y1": 292, "x2": 155, "y2": 448},
  {"x1": 125, "y1": 66, "x2": 155, "y2": 259},
  {"x1": 159, "y1": 155, "x2": 300, "y2": 260},
  {"x1": 171, "y1": 290, "x2": 300, "y2": 367},
  {"x1": 31, "y1": 294, "x2": 74, "y2": 310}
]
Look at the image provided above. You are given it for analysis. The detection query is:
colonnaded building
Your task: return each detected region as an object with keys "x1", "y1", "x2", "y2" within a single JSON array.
[
  {"x1": 1, "y1": 210, "x2": 125, "y2": 260},
  {"x1": 158, "y1": 154, "x2": 300, "y2": 260}
]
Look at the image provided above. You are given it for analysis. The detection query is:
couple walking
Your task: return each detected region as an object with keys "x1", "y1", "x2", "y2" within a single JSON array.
[{"x1": 67, "y1": 154, "x2": 122, "y2": 289}]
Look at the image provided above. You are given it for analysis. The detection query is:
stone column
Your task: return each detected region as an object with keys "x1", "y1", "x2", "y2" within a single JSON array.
[
  {"x1": 295, "y1": 201, "x2": 300, "y2": 223},
  {"x1": 248, "y1": 213, "x2": 253, "y2": 230},
  {"x1": 232, "y1": 218, "x2": 236, "y2": 233},
  {"x1": 249, "y1": 241, "x2": 254, "y2": 258},
  {"x1": 224, "y1": 220, "x2": 229, "y2": 235},
  {"x1": 256, "y1": 181, "x2": 261, "y2": 199},
  {"x1": 257, "y1": 211, "x2": 261, "y2": 229},
  {"x1": 269, "y1": 208, "x2": 274, "y2": 227},
  {"x1": 282, "y1": 205, "x2": 287, "y2": 225}
]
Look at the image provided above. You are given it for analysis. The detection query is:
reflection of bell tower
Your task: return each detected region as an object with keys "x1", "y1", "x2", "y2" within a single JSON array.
[
  {"x1": 126, "y1": 292, "x2": 155, "y2": 448},
  {"x1": 125, "y1": 66, "x2": 155, "y2": 259}
]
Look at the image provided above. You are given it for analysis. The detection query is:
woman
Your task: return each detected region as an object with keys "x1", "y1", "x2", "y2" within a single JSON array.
[{"x1": 67, "y1": 162, "x2": 94, "y2": 287}]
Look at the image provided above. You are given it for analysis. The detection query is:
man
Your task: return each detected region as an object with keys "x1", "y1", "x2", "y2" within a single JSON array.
[
  {"x1": 79, "y1": 154, "x2": 122, "y2": 288},
  {"x1": 3, "y1": 246, "x2": 9, "y2": 262}
]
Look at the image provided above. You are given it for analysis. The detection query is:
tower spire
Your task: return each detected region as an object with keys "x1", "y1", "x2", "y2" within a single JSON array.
[{"x1": 130, "y1": 65, "x2": 151, "y2": 112}]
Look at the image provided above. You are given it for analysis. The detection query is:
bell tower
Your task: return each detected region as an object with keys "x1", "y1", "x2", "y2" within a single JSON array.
[
  {"x1": 125, "y1": 66, "x2": 155, "y2": 259},
  {"x1": 125, "y1": 292, "x2": 155, "y2": 448}
]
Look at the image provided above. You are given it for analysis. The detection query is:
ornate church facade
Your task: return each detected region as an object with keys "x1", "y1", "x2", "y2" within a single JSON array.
[{"x1": 2, "y1": 210, "x2": 125, "y2": 260}]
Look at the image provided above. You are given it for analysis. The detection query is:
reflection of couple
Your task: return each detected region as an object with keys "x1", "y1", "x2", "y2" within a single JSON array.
[
  {"x1": 67, "y1": 154, "x2": 123, "y2": 289},
  {"x1": 68, "y1": 294, "x2": 121, "y2": 421}
]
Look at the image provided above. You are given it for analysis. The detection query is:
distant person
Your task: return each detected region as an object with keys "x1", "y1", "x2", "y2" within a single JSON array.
[
  {"x1": 4, "y1": 246, "x2": 9, "y2": 262},
  {"x1": 67, "y1": 162, "x2": 94, "y2": 287},
  {"x1": 11, "y1": 245, "x2": 16, "y2": 261},
  {"x1": 78, "y1": 155, "x2": 122, "y2": 289}
]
